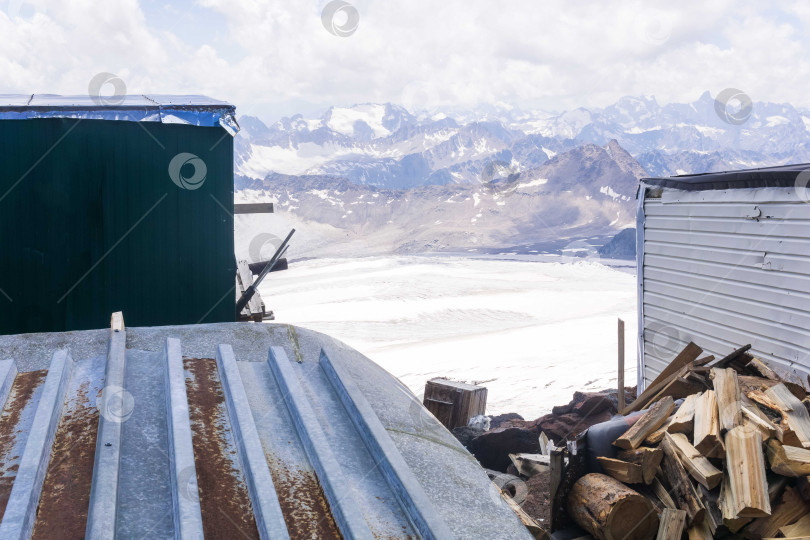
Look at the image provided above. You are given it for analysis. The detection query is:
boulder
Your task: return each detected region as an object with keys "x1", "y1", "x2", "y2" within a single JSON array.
[{"x1": 469, "y1": 427, "x2": 541, "y2": 472}]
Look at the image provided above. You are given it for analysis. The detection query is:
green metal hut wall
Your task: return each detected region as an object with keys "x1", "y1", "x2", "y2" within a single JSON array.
[{"x1": 0, "y1": 118, "x2": 235, "y2": 334}]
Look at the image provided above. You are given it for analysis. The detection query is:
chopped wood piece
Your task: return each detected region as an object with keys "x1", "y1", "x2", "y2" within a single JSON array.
[
  {"x1": 625, "y1": 343, "x2": 702, "y2": 414},
  {"x1": 509, "y1": 453, "x2": 550, "y2": 478},
  {"x1": 694, "y1": 390, "x2": 724, "y2": 458},
  {"x1": 718, "y1": 471, "x2": 753, "y2": 532},
  {"x1": 615, "y1": 397, "x2": 676, "y2": 450},
  {"x1": 739, "y1": 375, "x2": 780, "y2": 395},
  {"x1": 597, "y1": 457, "x2": 644, "y2": 484},
  {"x1": 664, "y1": 433, "x2": 722, "y2": 490},
  {"x1": 765, "y1": 439, "x2": 810, "y2": 477},
  {"x1": 567, "y1": 473, "x2": 659, "y2": 540},
  {"x1": 694, "y1": 355, "x2": 715, "y2": 367},
  {"x1": 539, "y1": 432, "x2": 552, "y2": 455},
  {"x1": 660, "y1": 436, "x2": 706, "y2": 526},
  {"x1": 698, "y1": 485, "x2": 721, "y2": 534},
  {"x1": 646, "y1": 417, "x2": 674, "y2": 445},
  {"x1": 668, "y1": 393, "x2": 700, "y2": 434},
  {"x1": 747, "y1": 357, "x2": 780, "y2": 382},
  {"x1": 780, "y1": 513, "x2": 810, "y2": 537},
  {"x1": 745, "y1": 486, "x2": 810, "y2": 539},
  {"x1": 617, "y1": 446, "x2": 664, "y2": 484},
  {"x1": 711, "y1": 367, "x2": 743, "y2": 433},
  {"x1": 724, "y1": 426, "x2": 771, "y2": 519},
  {"x1": 713, "y1": 344, "x2": 752, "y2": 369},
  {"x1": 110, "y1": 311, "x2": 125, "y2": 331},
  {"x1": 652, "y1": 477, "x2": 677, "y2": 510},
  {"x1": 656, "y1": 508, "x2": 687, "y2": 540},
  {"x1": 765, "y1": 383, "x2": 810, "y2": 448},
  {"x1": 767, "y1": 475, "x2": 788, "y2": 504},
  {"x1": 686, "y1": 520, "x2": 712, "y2": 540},
  {"x1": 648, "y1": 376, "x2": 705, "y2": 406},
  {"x1": 741, "y1": 400, "x2": 782, "y2": 440}
]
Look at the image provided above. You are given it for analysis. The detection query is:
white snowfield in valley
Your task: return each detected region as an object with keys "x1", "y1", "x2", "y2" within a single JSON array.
[{"x1": 259, "y1": 256, "x2": 637, "y2": 420}]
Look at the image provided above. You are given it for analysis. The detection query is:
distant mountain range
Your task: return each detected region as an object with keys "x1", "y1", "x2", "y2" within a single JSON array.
[{"x1": 233, "y1": 92, "x2": 810, "y2": 256}]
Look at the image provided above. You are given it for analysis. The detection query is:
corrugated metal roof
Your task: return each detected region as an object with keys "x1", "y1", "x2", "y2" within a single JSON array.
[
  {"x1": 0, "y1": 321, "x2": 533, "y2": 539},
  {"x1": 0, "y1": 94, "x2": 238, "y2": 133},
  {"x1": 638, "y1": 186, "x2": 810, "y2": 388},
  {"x1": 642, "y1": 162, "x2": 810, "y2": 191}
]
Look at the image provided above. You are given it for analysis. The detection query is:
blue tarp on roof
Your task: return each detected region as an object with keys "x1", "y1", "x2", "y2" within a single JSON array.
[{"x1": 0, "y1": 94, "x2": 239, "y2": 134}]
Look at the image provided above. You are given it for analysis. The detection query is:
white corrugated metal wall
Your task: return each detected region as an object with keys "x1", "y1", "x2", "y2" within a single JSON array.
[{"x1": 639, "y1": 186, "x2": 810, "y2": 388}]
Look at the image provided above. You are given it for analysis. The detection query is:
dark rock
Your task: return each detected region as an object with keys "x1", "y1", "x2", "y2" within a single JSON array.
[
  {"x1": 490, "y1": 412, "x2": 524, "y2": 430},
  {"x1": 452, "y1": 425, "x2": 485, "y2": 449},
  {"x1": 469, "y1": 427, "x2": 540, "y2": 472},
  {"x1": 573, "y1": 392, "x2": 614, "y2": 416},
  {"x1": 551, "y1": 403, "x2": 573, "y2": 415}
]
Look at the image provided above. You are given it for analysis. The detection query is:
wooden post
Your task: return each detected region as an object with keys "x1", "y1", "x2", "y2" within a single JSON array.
[
  {"x1": 549, "y1": 448, "x2": 565, "y2": 532},
  {"x1": 618, "y1": 318, "x2": 625, "y2": 414}
]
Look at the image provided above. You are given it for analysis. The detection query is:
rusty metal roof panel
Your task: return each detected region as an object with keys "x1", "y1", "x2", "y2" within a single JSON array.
[{"x1": 0, "y1": 322, "x2": 534, "y2": 539}]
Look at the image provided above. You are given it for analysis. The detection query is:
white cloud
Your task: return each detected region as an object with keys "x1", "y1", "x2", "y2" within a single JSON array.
[{"x1": 1, "y1": 0, "x2": 809, "y2": 121}]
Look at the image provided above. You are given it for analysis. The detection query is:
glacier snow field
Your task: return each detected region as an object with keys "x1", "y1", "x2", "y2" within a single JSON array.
[{"x1": 259, "y1": 255, "x2": 637, "y2": 420}]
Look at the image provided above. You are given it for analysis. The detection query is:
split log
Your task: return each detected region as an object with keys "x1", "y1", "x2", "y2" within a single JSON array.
[
  {"x1": 660, "y1": 436, "x2": 705, "y2": 526},
  {"x1": 712, "y1": 343, "x2": 751, "y2": 369},
  {"x1": 617, "y1": 446, "x2": 663, "y2": 484},
  {"x1": 567, "y1": 473, "x2": 659, "y2": 540},
  {"x1": 597, "y1": 457, "x2": 644, "y2": 484},
  {"x1": 651, "y1": 477, "x2": 677, "y2": 510},
  {"x1": 739, "y1": 375, "x2": 779, "y2": 395},
  {"x1": 646, "y1": 416, "x2": 674, "y2": 445},
  {"x1": 668, "y1": 393, "x2": 699, "y2": 434},
  {"x1": 780, "y1": 513, "x2": 810, "y2": 537},
  {"x1": 711, "y1": 367, "x2": 743, "y2": 433},
  {"x1": 724, "y1": 426, "x2": 771, "y2": 519},
  {"x1": 719, "y1": 471, "x2": 753, "y2": 532},
  {"x1": 745, "y1": 486, "x2": 809, "y2": 539},
  {"x1": 765, "y1": 383, "x2": 810, "y2": 448},
  {"x1": 698, "y1": 485, "x2": 721, "y2": 535},
  {"x1": 615, "y1": 396, "x2": 675, "y2": 450},
  {"x1": 745, "y1": 357, "x2": 806, "y2": 401},
  {"x1": 765, "y1": 439, "x2": 810, "y2": 477},
  {"x1": 656, "y1": 508, "x2": 687, "y2": 540},
  {"x1": 686, "y1": 520, "x2": 713, "y2": 540},
  {"x1": 741, "y1": 399, "x2": 782, "y2": 441},
  {"x1": 664, "y1": 433, "x2": 722, "y2": 489},
  {"x1": 694, "y1": 390, "x2": 724, "y2": 458}
]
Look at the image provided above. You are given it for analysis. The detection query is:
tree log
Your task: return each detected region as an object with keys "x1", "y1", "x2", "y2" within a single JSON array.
[{"x1": 567, "y1": 473, "x2": 659, "y2": 540}]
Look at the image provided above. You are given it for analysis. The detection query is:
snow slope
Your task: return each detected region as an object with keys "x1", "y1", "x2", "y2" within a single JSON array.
[{"x1": 259, "y1": 256, "x2": 637, "y2": 420}]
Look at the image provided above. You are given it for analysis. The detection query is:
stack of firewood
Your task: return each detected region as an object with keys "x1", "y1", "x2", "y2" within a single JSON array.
[{"x1": 567, "y1": 343, "x2": 810, "y2": 540}]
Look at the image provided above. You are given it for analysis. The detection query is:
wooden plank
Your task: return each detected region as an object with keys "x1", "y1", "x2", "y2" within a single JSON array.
[
  {"x1": 656, "y1": 508, "x2": 687, "y2": 540},
  {"x1": 626, "y1": 342, "x2": 702, "y2": 413},
  {"x1": 668, "y1": 393, "x2": 700, "y2": 434},
  {"x1": 236, "y1": 260, "x2": 264, "y2": 317},
  {"x1": 616, "y1": 446, "x2": 663, "y2": 484},
  {"x1": 710, "y1": 367, "x2": 742, "y2": 433},
  {"x1": 509, "y1": 454, "x2": 550, "y2": 478},
  {"x1": 110, "y1": 311, "x2": 125, "y2": 331},
  {"x1": 765, "y1": 439, "x2": 810, "y2": 476},
  {"x1": 596, "y1": 457, "x2": 643, "y2": 484},
  {"x1": 765, "y1": 383, "x2": 810, "y2": 448},
  {"x1": 745, "y1": 486, "x2": 810, "y2": 539},
  {"x1": 659, "y1": 436, "x2": 705, "y2": 526},
  {"x1": 615, "y1": 397, "x2": 675, "y2": 450},
  {"x1": 233, "y1": 203, "x2": 274, "y2": 214},
  {"x1": 724, "y1": 426, "x2": 771, "y2": 519},
  {"x1": 664, "y1": 433, "x2": 722, "y2": 490},
  {"x1": 548, "y1": 448, "x2": 564, "y2": 532},
  {"x1": 694, "y1": 390, "x2": 724, "y2": 459},
  {"x1": 618, "y1": 318, "x2": 625, "y2": 414}
]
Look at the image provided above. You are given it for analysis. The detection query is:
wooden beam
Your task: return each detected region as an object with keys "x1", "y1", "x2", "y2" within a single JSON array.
[
  {"x1": 659, "y1": 436, "x2": 705, "y2": 526},
  {"x1": 618, "y1": 318, "x2": 625, "y2": 414},
  {"x1": 668, "y1": 393, "x2": 699, "y2": 434},
  {"x1": 617, "y1": 446, "x2": 663, "y2": 484},
  {"x1": 765, "y1": 383, "x2": 810, "y2": 448},
  {"x1": 597, "y1": 457, "x2": 643, "y2": 484},
  {"x1": 712, "y1": 343, "x2": 752, "y2": 369},
  {"x1": 234, "y1": 203, "x2": 274, "y2": 214},
  {"x1": 693, "y1": 390, "x2": 724, "y2": 459},
  {"x1": 664, "y1": 433, "x2": 722, "y2": 490},
  {"x1": 656, "y1": 508, "x2": 687, "y2": 540},
  {"x1": 765, "y1": 439, "x2": 810, "y2": 477},
  {"x1": 110, "y1": 311, "x2": 124, "y2": 331},
  {"x1": 549, "y1": 448, "x2": 564, "y2": 532},
  {"x1": 624, "y1": 342, "x2": 702, "y2": 414},
  {"x1": 710, "y1": 367, "x2": 742, "y2": 433},
  {"x1": 615, "y1": 396, "x2": 675, "y2": 450},
  {"x1": 724, "y1": 426, "x2": 771, "y2": 519}
]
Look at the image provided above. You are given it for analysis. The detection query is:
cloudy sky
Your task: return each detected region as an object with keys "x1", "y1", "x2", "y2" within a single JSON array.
[{"x1": 2, "y1": 0, "x2": 809, "y2": 122}]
